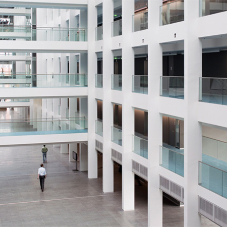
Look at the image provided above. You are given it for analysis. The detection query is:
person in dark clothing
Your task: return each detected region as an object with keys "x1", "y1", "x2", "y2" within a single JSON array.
[{"x1": 37, "y1": 163, "x2": 46, "y2": 192}]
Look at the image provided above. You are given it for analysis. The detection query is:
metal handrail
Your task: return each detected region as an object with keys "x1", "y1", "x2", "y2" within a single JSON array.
[
  {"x1": 202, "y1": 135, "x2": 227, "y2": 144},
  {"x1": 133, "y1": 134, "x2": 148, "y2": 142},
  {"x1": 200, "y1": 77, "x2": 227, "y2": 80},
  {"x1": 161, "y1": 76, "x2": 184, "y2": 78},
  {"x1": 161, "y1": 145, "x2": 184, "y2": 156},
  {"x1": 199, "y1": 161, "x2": 227, "y2": 174}
]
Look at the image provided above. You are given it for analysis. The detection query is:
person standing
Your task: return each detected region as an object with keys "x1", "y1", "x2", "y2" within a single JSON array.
[
  {"x1": 37, "y1": 163, "x2": 46, "y2": 192},
  {"x1": 41, "y1": 145, "x2": 48, "y2": 163}
]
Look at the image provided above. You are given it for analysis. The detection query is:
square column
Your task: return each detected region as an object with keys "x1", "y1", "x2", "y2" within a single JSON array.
[
  {"x1": 102, "y1": 0, "x2": 114, "y2": 193},
  {"x1": 122, "y1": 0, "x2": 135, "y2": 211},
  {"x1": 60, "y1": 98, "x2": 68, "y2": 154},
  {"x1": 87, "y1": 0, "x2": 98, "y2": 179},
  {"x1": 184, "y1": 0, "x2": 202, "y2": 226},
  {"x1": 148, "y1": 0, "x2": 163, "y2": 226},
  {"x1": 69, "y1": 142, "x2": 77, "y2": 162}
]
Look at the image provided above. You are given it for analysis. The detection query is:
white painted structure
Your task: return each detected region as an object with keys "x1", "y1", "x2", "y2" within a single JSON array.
[{"x1": 1, "y1": 0, "x2": 227, "y2": 226}]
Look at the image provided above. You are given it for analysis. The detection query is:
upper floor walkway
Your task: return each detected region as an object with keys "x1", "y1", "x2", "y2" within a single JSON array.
[
  {"x1": 0, "y1": 109, "x2": 88, "y2": 145},
  {"x1": 0, "y1": 0, "x2": 87, "y2": 9}
]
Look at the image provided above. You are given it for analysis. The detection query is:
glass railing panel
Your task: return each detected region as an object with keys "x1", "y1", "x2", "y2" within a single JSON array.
[
  {"x1": 160, "y1": 146, "x2": 184, "y2": 177},
  {"x1": 95, "y1": 74, "x2": 103, "y2": 88},
  {"x1": 111, "y1": 74, "x2": 122, "y2": 91},
  {"x1": 95, "y1": 26, "x2": 103, "y2": 41},
  {"x1": 200, "y1": 0, "x2": 227, "y2": 16},
  {"x1": 160, "y1": 0, "x2": 184, "y2": 26},
  {"x1": 199, "y1": 161, "x2": 227, "y2": 198},
  {"x1": 160, "y1": 76, "x2": 184, "y2": 99},
  {"x1": 199, "y1": 77, "x2": 227, "y2": 105},
  {"x1": 0, "y1": 117, "x2": 88, "y2": 136},
  {"x1": 132, "y1": 10, "x2": 148, "y2": 32},
  {"x1": 111, "y1": 126, "x2": 122, "y2": 146},
  {"x1": 66, "y1": 108, "x2": 69, "y2": 119},
  {"x1": 133, "y1": 135, "x2": 148, "y2": 159},
  {"x1": 112, "y1": 19, "x2": 122, "y2": 37},
  {"x1": 75, "y1": 111, "x2": 80, "y2": 125},
  {"x1": 0, "y1": 74, "x2": 88, "y2": 88},
  {"x1": 0, "y1": 26, "x2": 87, "y2": 41},
  {"x1": 132, "y1": 75, "x2": 148, "y2": 94},
  {"x1": 58, "y1": 105, "x2": 61, "y2": 115},
  {"x1": 95, "y1": 119, "x2": 103, "y2": 136}
]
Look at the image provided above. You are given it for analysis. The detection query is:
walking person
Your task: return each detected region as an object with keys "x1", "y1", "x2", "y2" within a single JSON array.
[
  {"x1": 41, "y1": 145, "x2": 48, "y2": 163},
  {"x1": 37, "y1": 163, "x2": 46, "y2": 192}
]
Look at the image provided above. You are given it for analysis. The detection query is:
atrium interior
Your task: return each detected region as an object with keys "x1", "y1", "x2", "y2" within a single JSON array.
[{"x1": 0, "y1": 0, "x2": 227, "y2": 227}]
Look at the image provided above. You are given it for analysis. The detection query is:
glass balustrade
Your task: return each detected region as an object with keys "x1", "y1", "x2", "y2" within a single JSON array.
[
  {"x1": 200, "y1": 0, "x2": 227, "y2": 16},
  {"x1": 95, "y1": 74, "x2": 103, "y2": 88},
  {"x1": 95, "y1": 26, "x2": 103, "y2": 41},
  {"x1": 0, "y1": 117, "x2": 88, "y2": 136},
  {"x1": 0, "y1": 74, "x2": 87, "y2": 88},
  {"x1": 199, "y1": 161, "x2": 227, "y2": 198},
  {"x1": 160, "y1": 146, "x2": 184, "y2": 177},
  {"x1": 112, "y1": 19, "x2": 122, "y2": 37},
  {"x1": 75, "y1": 111, "x2": 81, "y2": 125},
  {"x1": 111, "y1": 126, "x2": 122, "y2": 146},
  {"x1": 132, "y1": 10, "x2": 148, "y2": 32},
  {"x1": 132, "y1": 75, "x2": 148, "y2": 94},
  {"x1": 199, "y1": 77, "x2": 227, "y2": 105},
  {"x1": 160, "y1": 76, "x2": 184, "y2": 99},
  {"x1": 0, "y1": 26, "x2": 87, "y2": 41},
  {"x1": 66, "y1": 108, "x2": 69, "y2": 119},
  {"x1": 111, "y1": 74, "x2": 122, "y2": 91},
  {"x1": 133, "y1": 135, "x2": 148, "y2": 159},
  {"x1": 160, "y1": 0, "x2": 184, "y2": 26},
  {"x1": 95, "y1": 119, "x2": 103, "y2": 136},
  {"x1": 202, "y1": 136, "x2": 227, "y2": 161}
]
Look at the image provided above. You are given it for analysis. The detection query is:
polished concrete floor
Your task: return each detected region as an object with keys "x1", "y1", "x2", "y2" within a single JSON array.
[{"x1": 0, "y1": 144, "x2": 218, "y2": 227}]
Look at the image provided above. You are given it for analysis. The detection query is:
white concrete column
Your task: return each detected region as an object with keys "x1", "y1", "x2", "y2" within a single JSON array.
[
  {"x1": 80, "y1": 53, "x2": 88, "y2": 86},
  {"x1": 184, "y1": 1, "x2": 202, "y2": 226},
  {"x1": 102, "y1": 0, "x2": 114, "y2": 193},
  {"x1": 87, "y1": 0, "x2": 98, "y2": 179},
  {"x1": 80, "y1": 143, "x2": 88, "y2": 171},
  {"x1": 60, "y1": 98, "x2": 68, "y2": 154},
  {"x1": 122, "y1": 0, "x2": 135, "y2": 211},
  {"x1": 80, "y1": 53, "x2": 88, "y2": 75},
  {"x1": 46, "y1": 99, "x2": 53, "y2": 131},
  {"x1": 30, "y1": 99, "x2": 33, "y2": 123},
  {"x1": 80, "y1": 97, "x2": 88, "y2": 118},
  {"x1": 41, "y1": 99, "x2": 47, "y2": 130},
  {"x1": 69, "y1": 142, "x2": 77, "y2": 162},
  {"x1": 148, "y1": 0, "x2": 163, "y2": 226},
  {"x1": 36, "y1": 99, "x2": 42, "y2": 131},
  {"x1": 69, "y1": 98, "x2": 77, "y2": 118}
]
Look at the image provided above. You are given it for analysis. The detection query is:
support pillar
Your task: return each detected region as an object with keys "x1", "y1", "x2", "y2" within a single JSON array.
[
  {"x1": 184, "y1": 0, "x2": 202, "y2": 226},
  {"x1": 122, "y1": 0, "x2": 135, "y2": 210},
  {"x1": 148, "y1": 0, "x2": 163, "y2": 226},
  {"x1": 87, "y1": 0, "x2": 98, "y2": 179},
  {"x1": 80, "y1": 143, "x2": 88, "y2": 171},
  {"x1": 60, "y1": 98, "x2": 68, "y2": 154},
  {"x1": 69, "y1": 142, "x2": 77, "y2": 162},
  {"x1": 102, "y1": 0, "x2": 114, "y2": 193}
]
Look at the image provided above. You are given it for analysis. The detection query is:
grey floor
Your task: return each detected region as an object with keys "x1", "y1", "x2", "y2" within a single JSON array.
[
  {"x1": 0, "y1": 145, "x2": 218, "y2": 227},
  {"x1": 0, "y1": 109, "x2": 218, "y2": 227}
]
